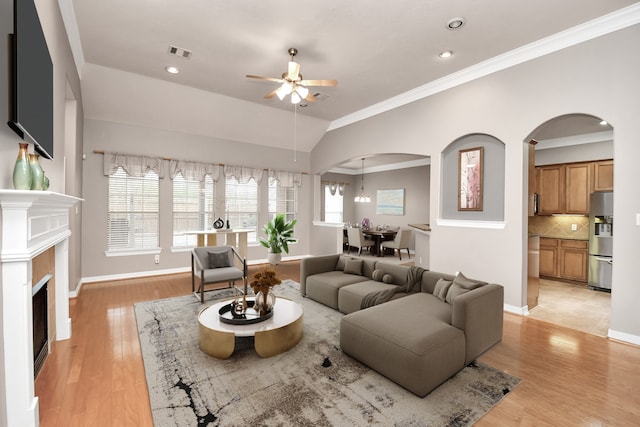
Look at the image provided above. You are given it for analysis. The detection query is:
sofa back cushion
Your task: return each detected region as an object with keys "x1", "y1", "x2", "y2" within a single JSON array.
[
  {"x1": 371, "y1": 262, "x2": 409, "y2": 286},
  {"x1": 336, "y1": 255, "x2": 377, "y2": 279}
]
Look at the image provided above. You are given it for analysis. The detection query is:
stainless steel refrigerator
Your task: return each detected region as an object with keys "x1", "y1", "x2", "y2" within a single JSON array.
[{"x1": 588, "y1": 191, "x2": 613, "y2": 291}]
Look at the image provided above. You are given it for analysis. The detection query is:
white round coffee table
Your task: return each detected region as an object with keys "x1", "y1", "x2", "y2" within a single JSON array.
[{"x1": 198, "y1": 296, "x2": 303, "y2": 359}]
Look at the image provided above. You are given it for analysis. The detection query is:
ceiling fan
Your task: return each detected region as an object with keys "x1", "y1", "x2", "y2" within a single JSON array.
[{"x1": 246, "y1": 48, "x2": 337, "y2": 104}]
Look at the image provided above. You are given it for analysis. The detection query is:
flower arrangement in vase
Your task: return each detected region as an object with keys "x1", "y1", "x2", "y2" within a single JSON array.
[{"x1": 249, "y1": 267, "x2": 281, "y2": 315}]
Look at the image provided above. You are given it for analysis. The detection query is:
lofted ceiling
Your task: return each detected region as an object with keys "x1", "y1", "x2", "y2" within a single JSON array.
[{"x1": 69, "y1": 0, "x2": 636, "y2": 154}]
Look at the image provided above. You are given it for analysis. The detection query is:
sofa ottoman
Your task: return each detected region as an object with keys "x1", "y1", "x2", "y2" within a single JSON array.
[{"x1": 340, "y1": 293, "x2": 466, "y2": 397}]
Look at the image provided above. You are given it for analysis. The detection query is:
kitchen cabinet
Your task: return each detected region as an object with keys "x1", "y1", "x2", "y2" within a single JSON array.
[
  {"x1": 538, "y1": 165, "x2": 564, "y2": 215},
  {"x1": 564, "y1": 162, "x2": 591, "y2": 214},
  {"x1": 539, "y1": 238, "x2": 559, "y2": 277},
  {"x1": 559, "y1": 240, "x2": 588, "y2": 282},
  {"x1": 537, "y1": 160, "x2": 612, "y2": 215},
  {"x1": 593, "y1": 160, "x2": 614, "y2": 191},
  {"x1": 539, "y1": 237, "x2": 588, "y2": 282}
]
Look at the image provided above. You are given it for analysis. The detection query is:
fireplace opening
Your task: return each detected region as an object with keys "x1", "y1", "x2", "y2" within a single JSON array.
[{"x1": 33, "y1": 274, "x2": 51, "y2": 377}]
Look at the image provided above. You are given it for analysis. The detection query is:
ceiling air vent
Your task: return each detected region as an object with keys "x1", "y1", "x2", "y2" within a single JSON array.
[
  {"x1": 168, "y1": 45, "x2": 192, "y2": 59},
  {"x1": 312, "y1": 92, "x2": 328, "y2": 101}
]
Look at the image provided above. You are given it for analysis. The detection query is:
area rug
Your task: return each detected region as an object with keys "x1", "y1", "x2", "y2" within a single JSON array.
[{"x1": 135, "y1": 281, "x2": 519, "y2": 427}]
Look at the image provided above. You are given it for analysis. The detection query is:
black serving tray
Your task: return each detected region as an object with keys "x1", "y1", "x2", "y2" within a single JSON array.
[{"x1": 218, "y1": 300, "x2": 273, "y2": 325}]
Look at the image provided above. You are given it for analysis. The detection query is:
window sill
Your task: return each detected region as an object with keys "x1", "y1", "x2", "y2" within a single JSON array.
[{"x1": 105, "y1": 248, "x2": 161, "y2": 257}]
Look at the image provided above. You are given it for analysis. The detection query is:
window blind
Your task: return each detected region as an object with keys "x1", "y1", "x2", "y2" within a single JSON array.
[
  {"x1": 172, "y1": 173, "x2": 215, "y2": 247},
  {"x1": 268, "y1": 177, "x2": 297, "y2": 236},
  {"x1": 225, "y1": 175, "x2": 258, "y2": 243},
  {"x1": 107, "y1": 167, "x2": 159, "y2": 251}
]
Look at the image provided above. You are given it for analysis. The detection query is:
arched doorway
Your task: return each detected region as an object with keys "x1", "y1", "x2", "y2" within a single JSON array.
[{"x1": 525, "y1": 113, "x2": 613, "y2": 336}]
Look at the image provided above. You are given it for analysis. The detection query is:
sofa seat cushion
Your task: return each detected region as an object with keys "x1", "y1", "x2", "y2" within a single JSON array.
[
  {"x1": 337, "y1": 280, "x2": 398, "y2": 314},
  {"x1": 340, "y1": 297, "x2": 465, "y2": 397},
  {"x1": 306, "y1": 271, "x2": 368, "y2": 309}
]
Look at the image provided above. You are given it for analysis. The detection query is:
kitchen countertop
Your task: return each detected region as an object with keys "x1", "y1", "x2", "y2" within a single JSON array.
[
  {"x1": 539, "y1": 235, "x2": 588, "y2": 241},
  {"x1": 408, "y1": 223, "x2": 431, "y2": 232}
]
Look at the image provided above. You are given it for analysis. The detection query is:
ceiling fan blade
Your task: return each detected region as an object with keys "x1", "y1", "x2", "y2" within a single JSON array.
[
  {"x1": 304, "y1": 92, "x2": 316, "y2": 103},
  {"x1": 264, "y1": 90, "x2": 278, "y2": 99},
  {"x1": 299, "y1": 79, "x2": 337, "y2": 87},
  {"x1": 246, "y1": 74, "x2": 283, "y2": 83},
  {"x1": 287, "y1": 61, "x2": 300, "y2": 80}
]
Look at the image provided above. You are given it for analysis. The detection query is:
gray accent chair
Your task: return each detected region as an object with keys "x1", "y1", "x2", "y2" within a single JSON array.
[
  {"x1": 381, "y1": 228, "x2": 412, "y2": 260},
  {"x1": 346, "y1": 227, "x2": 375, "y2": 255},
  {"x1": 191, "y1": 245, "x2": 247, "y2": 303}
]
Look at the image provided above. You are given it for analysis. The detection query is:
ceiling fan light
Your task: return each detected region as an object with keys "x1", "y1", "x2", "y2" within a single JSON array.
[
  {"x1": 275, "y1": 82, "x2": 292, "y2": 100},
  {"x1": 296, "y1": 85, "x2": 309, "y2": 99},
  {"x1": 290, "y1": 91, "x2": 301, "y2": 104}
]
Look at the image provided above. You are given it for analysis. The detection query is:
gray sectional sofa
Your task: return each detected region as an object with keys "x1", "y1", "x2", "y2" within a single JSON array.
[{"x1": 300, "y1": 254, "x2": 504, "y2": 397}]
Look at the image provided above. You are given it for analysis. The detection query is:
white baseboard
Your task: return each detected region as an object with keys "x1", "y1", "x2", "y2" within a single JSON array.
[
  {"x1": 73, "y1": 256, "x2": 307, "y2": 298},
  {"x1": 608, "y1": 329, "x2": 640, "y2": 346},
  {"x1": 504, "y1": 303, "x2": 529, "y2": 315}
]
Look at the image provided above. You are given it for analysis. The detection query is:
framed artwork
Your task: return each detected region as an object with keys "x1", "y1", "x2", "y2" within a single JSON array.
[
  {"x1": 458, "y1": 147, "x2": 484, "y2": 211},
  {"x1": 376, "y1": 189, "x2": 404, "y2": 215}
]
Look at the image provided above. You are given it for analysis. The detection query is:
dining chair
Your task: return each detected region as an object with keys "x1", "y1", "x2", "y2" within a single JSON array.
[
  {"x1": 346, "y1": 227, "x2": 375, "y2": 255},
  {"x1": 191, "y1": 245, "x2": 247, "y2": 303},
  {"x1": 381, "y1": 228, "x2": 412, "y2": 260}
]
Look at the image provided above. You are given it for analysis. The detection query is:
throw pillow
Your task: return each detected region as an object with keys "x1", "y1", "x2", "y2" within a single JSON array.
[
  {"x1": 446, "y1": 283, "x2": 471, "y2": 304},
  {"x1": 382, "y1": 274, "x2": 394, "y2": 284},
  {"x1": 208, "y1": 250, "x2": 231, "y2": 269},
  {"x1": 372, "y1": 269, "x2": 385, "y2": 282},
  {"x1": 433, "y1": 278, "x2": 453, "y2": 302},
  {"x1": 336, "y1": 255, "x2": 353, "y2": 271},
  {"x1": 344, "y1": 259, "x2": 363, "y2": 276},
  {"x1": 453, "y1": 271, "x2": 485, "y2": 289}
]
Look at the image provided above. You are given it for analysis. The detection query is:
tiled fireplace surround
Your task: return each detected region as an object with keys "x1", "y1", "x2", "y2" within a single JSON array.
[{"x1": 0, "y1": 190, "x2": 80, "y2": 427}]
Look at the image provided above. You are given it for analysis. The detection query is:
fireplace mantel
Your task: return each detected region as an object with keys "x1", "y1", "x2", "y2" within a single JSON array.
[{"x1": 0, "y1": 190, "x2": 81, "y2": 427}]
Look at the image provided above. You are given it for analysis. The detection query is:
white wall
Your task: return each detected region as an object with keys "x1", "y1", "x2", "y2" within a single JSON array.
[
  {"x1": 81, "y1": 119, "x2": 311, "y2": 281},
  {"x1": 311, "y1": 25, "x2": 640, "y2": 342}
]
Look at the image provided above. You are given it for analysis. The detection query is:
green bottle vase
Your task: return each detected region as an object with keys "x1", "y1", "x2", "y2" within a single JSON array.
[
  {"x1": 12, "y1": 143, "x2": 32, "y2": 190},
  {"x1": 29, "y1": 153, "x2": 45, "y2": 190}
]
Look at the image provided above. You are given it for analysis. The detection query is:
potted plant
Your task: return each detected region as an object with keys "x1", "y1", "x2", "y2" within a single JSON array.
[{"x1": 259, "y1": 213, "x2": 297, "y2": 264}]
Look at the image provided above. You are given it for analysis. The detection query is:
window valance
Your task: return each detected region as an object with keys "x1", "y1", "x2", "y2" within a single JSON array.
[
  {"x1": 268, "y1": 169, "x2": 303, "y2": 188},
  {"x1": 103, "y1": 152, "x2": 165, "y2": 178},
  {"x1": 169, "y1": 160, "x2": 221, "y2": 182},
  {"x1": 223, "y1": 165, "x2": 264, "y2": 184}
]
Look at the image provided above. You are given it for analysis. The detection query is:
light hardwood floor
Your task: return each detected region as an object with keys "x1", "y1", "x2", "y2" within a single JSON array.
[{"x1": 35, "y1": 262, "x2": 640, "y2": 426}]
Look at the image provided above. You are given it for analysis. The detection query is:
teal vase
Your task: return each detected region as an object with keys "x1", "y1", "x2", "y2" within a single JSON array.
[
  {"x1": 29, "y1": 154, "x2": 44, "y2": 190},
  {"x1": 12, "y1": 143, "x2": 32, "y2": 190}
]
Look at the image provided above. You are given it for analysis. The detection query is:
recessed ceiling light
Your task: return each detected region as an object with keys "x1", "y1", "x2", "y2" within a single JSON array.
[
  {"x1": 446, "y1": 17, "x2": 465, "y2": 30},
  {"x1": 439, "y1": 50, "x2": 453, "y2": 59},
  {"x1": 599, "y1": 120, "x2": 608, "y2": 125},
  {"x1": 165, "y1": 66, "x2": 179, "y2": 74}
]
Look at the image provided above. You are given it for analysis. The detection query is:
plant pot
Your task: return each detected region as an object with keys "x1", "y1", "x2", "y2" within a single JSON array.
[{"x1": 267, "y1": 252, "x2": 281, "y2": 265}]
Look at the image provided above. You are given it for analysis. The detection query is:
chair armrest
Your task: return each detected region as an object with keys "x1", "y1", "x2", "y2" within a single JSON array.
[
  {"x1": 230, "y1": 246, "x2": 248, "y2": 276},
  {"x1": 451, "y1": 284, "x2": 504, "y2": 364},
  {"x1": 300, "y1": 255, "x2": 340, "y2": 296},
  {"x1": 192, "y1": 250, "x2": 206, "y2": 272}
]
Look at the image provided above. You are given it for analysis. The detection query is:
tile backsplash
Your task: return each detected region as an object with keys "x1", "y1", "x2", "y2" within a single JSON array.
[{"x1": 528, "y1": 215, "x2": 589, "y2": 240}]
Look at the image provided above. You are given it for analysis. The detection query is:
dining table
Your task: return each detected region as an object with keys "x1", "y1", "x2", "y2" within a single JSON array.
[{"x1": 362, "y1": 229, "x2": 397, "y2": 257}]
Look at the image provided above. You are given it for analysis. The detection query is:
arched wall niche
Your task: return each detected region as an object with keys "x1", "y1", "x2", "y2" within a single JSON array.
[{"x1": 441, "y1": 134, "x2": 505, "y2": 221}]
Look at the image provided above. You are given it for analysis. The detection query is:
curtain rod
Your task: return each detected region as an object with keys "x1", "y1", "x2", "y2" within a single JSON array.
[
  {"x1": 321, "y1": 180, "x2": 350, "y2": 185},
  {"x1": 92, "y1": 149, "x2": 309, "y2": 175}
]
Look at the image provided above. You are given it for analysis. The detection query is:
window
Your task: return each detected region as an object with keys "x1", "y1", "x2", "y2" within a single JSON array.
[
  {"x1": 225, "y1": 176, "x2": 258, "y2": 243},
  {"x1": 268, "y1": 177, "x2": 297, "y2": 236},
  {"x1": 107, "y1": 167, "x2": 159, "y2": 252},
  {"x1": 324, "y1": 185, "x2": 343, "y2": 223},
  {"x1": 172, "y1": 173, "x2": 215, "y2": 247}
]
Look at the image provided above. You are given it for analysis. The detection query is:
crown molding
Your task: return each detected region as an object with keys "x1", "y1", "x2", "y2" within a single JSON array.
[{"x1": 328, "y1": 3, "x2": 640, "y2": 132}]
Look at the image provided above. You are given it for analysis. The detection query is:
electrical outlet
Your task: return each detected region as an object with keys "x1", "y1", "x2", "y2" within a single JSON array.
[
  {"x1": 571, "y1": 224, "x2": 577, "y2": 231},
  {"x1": 154, "y1": 254, "x2": 160, "y2": 264}
]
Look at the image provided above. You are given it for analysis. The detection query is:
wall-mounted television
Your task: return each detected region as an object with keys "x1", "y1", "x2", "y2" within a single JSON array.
[{"x1": 7, "y1": 0, "x2": 54, "y2": 160}]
